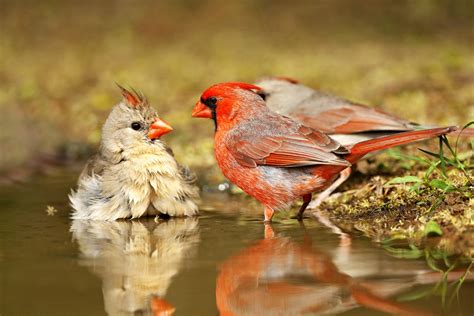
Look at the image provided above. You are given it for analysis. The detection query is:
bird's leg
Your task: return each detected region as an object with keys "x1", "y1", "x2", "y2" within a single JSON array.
[
  {"x1": 264, "y1": 206, "x2": 275, "y2": 222},
  {"x1": 296, "y1": 194, "x2": 312, "y2": 221},
  {"x1": 308, "y1": 167, "x2": 352, "y2": 209}
]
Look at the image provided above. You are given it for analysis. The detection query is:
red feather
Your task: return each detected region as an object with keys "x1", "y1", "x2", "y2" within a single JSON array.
[{"x1": 193, "y1": 82, "x2": 454, "y2": 222}]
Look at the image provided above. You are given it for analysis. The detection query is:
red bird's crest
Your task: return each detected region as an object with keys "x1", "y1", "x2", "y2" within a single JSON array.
[
  {"x1": 219, "y1": 82, "x2": 262, "y2": 92},
  {"x1": 193, "y1": 82, "x2": 265, "y2": 121},
  {"x1": 200, "y1": 82, "x2": 263, "y2": 99}
]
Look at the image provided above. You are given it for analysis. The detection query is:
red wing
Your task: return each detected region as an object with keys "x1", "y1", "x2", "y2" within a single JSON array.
[
  {"x1": 292, "y1": 105, "x2": 414, "y2": 134},
  {"x1": 227, "y1": 126, "x2": 350, "y2": 168}
]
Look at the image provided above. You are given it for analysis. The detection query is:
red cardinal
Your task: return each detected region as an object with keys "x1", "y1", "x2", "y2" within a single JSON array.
[
  {"x1": 192, "y1": 82, "x2": 454, "y2": 222},
  {"x1": 255, "y1": 77, "x2": 473, "y2": 208}
]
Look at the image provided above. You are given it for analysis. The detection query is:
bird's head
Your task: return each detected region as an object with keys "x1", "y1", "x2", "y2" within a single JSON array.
[
  {"x1": 100, "y1": 86, "x2": 173, "y2": 152},
  {"x1": 254, "y1": 76, "x2": 299, "y2": 99},
  {"x1": 192, "y1": 82, "x2": 263, "y2": 129},
  {"x1": 254, "y1": 76, "x2": 314, "y2": 113}
]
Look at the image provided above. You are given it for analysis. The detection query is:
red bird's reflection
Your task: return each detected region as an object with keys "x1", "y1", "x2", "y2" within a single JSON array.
[{"x1": 216, "y1": 225, "x2": 430, "y2": 316}]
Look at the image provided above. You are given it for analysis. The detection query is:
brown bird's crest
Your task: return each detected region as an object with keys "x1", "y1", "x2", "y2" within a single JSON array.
[
  {"x1": 116, "y1": 84, "x2": 147, "y2": 107},
  {"x1": 274, "y1": 76, "x2": 299, "y2": 84}
]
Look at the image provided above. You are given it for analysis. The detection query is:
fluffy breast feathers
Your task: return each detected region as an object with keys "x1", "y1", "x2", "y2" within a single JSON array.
[{"x1": 70, "y1": 135, "x2": 199, "y2": 221}]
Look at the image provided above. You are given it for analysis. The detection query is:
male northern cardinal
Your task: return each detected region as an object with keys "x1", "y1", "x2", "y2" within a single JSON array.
[
  {"x1": 192, "y1": 82, "x2": 454, "y2": 222},
  {"x1": 255, "y1": 77, "x2": 472, "y2": 207},
  {"x1": 70, "y1": 86, "x2": 199, "y2": 220}
]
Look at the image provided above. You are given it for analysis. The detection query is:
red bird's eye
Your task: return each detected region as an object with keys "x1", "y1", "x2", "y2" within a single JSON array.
[
  {"x1": 208, "y1": 97, "x2": 217, "y2": 104},
  {"x1": 203, "y1": 97, "x2": 218, "y2": 109}
]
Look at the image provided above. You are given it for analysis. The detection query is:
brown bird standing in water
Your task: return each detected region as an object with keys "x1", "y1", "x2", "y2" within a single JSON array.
[{"x1": 70, "y1": 86, "x2": 199, "y2": 220}]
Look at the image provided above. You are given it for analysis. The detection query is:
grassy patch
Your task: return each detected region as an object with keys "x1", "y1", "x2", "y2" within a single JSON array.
[{"x1": 316, "y1": 129, "x2": 473, "y2": 256}]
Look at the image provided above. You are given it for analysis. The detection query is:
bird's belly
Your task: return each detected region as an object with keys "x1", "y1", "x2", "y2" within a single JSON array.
[
  {"x1": 225, "y1": 166, "x2": 292, "y2": 209},
  {"x1": 216, "y1": 151, "x2": 322, "y2": 209},
  {"x1": 110, "y1": 157, "x2": 194, "y2": 217}
]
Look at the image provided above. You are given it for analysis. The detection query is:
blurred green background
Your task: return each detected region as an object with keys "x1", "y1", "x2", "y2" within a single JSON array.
[{"x1": 1, "y1": 0, "x2": 473, "y2": 180}]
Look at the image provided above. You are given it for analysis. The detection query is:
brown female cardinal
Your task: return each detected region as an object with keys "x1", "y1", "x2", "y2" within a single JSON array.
[
  {"x1": 70, "y1": 86, "x2": 199, "y2": 220},
  {"x1": 255, "y1": 76, "x2": 418, "y2": 141},
  {"x1": 192, "y1": 82, "x2": 454, "y2": 222},
  {"x1": 255, "y1": 77, "x2": 472, "y2": 208}
]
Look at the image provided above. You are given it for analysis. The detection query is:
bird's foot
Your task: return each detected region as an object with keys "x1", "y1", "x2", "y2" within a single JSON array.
[{"x1": 290, "y1": 213, "x2": 304, "y2": 220}]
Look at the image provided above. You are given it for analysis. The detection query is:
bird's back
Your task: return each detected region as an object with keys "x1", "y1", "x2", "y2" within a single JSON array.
[{"x1": 258, "y1": 79, "x2": 416, "y2": 135}]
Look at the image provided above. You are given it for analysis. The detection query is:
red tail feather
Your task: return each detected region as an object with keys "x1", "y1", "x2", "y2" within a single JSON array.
[{"x1": 346, "y1": 126, "x2": 455, "y2": 163}]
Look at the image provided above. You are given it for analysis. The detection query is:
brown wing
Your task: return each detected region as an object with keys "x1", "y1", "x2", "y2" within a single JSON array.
[
  {"x1": 259, "y1": 78, "x2": 416, "y2": 134},
  {"x1": 291, "y1": 104, "x2": 415, "y2": 134},
  {"x1": 77, "y1": 154, "x2": 107, "y2": 183},
  {"x1": 226, "y1": 124, "x2": 350, "y2": 168}
]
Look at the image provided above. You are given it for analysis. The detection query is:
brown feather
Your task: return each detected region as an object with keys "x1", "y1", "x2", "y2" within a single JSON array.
[
  {"x1": 292, "y1": 105, "x2": 413, "y2": 134},
  {"x1": 116, "y1": 84, "x2": 144, "y2": 107},
  {"x1": 227, "y1": 129, "x2": 350, "y2": 168}
]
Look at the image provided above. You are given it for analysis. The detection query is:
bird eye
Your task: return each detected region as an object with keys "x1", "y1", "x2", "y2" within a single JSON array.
[
  {"x1": 203, "y1": 96, "x2": 218, "y2": 108},
  {"x1": 208, "y1": 97, "x2": 217, "y2": 105},
  {"x1": 131, "y1": 122, "x2": 142, "y2": 130},
  {"x1": 257, "y1": 91, "x2": 267, "y2": 101}
]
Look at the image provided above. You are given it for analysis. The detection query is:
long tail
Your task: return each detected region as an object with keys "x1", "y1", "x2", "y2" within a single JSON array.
[
  {"x1": 346, "y1": 126, "x2": 456, "y2": 163},
  {"x1": 448, "y1": 126, "x2": 474, "y2": 137},
  {"x1": 416, "y1": 124, "x2": 474, "y2": 137}
]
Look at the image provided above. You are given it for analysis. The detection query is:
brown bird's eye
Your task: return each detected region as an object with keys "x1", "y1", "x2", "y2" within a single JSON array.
[
  {"x1": 131, "y1": 122, "x2": 142, "y2": 130},
  {"x1": 257, "y1": 91, "x2": 267, "y2": 101}
]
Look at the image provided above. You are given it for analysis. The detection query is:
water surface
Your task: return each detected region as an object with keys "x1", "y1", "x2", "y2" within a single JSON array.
[{"x1": 1, "y1": 170, "x2": 472, "y2": 315}]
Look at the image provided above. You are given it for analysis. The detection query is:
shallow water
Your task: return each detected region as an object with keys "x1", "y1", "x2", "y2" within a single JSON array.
[{"x1": 0, "y1": 170, "x2": 472, "y2": 316}]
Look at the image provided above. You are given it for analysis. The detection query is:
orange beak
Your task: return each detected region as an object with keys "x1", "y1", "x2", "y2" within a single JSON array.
[
  {"x1": 148, "y1": 117, "x2": 173, "y2": 140},
  {"x1": 150, "y1": 296, "x2": 176, "y2": 315},
  {"x1": 191, "y1": 101, "x2": 213, "y2": 119}
]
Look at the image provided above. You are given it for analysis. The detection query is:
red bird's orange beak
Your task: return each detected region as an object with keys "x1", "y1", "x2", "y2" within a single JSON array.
[
  {"x1": 192, "y1": 101, "x2": 213, "y2": 119},
  {"x1": 148, "y1": 118, "x2": 173, "y2": 140}
]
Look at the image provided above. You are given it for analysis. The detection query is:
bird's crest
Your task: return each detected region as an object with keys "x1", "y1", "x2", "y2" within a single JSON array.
[
  {"x1": 200, "y1": 82, "x2": 263, "y2": 102},
  {"x1": 221, "y1": 82, "x2": 262, "y2": 92},
  {"x1": 274, "y1": 76, "x2": 299, "y2": 84},
  {"x1": 116, "y1": 84, "x2": 146, "y2": 107}
]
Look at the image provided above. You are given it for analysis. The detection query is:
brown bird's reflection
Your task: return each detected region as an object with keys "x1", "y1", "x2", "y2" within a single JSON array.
[
  {"x1": 216, "y1": 225, "x2": 431, "y2": 316},
  {"x1": 71, "y1": 218, "x2": 199, "y2": 316}
]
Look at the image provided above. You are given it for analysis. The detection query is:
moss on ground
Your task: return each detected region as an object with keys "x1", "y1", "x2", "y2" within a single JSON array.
[{"x1": 313, "y1": 144, "x2": 473, "y2": 256}]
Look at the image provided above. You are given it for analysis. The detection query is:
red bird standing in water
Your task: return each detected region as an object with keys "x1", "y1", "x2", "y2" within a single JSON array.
[
  {"x1": 192, "y1": 82, "x2": 454, "y2": 222},
  {"x1": 256, "y1": 77, "x2": 474, "y2": 208}
]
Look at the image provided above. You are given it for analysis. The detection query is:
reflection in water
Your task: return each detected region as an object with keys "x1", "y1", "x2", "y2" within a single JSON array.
[
  {"x1": 71, "y1": 218, "x2": 199, "y2": 316},
  {"x1": 216, "y1": 225, "x2": 431, "y2": 316}
]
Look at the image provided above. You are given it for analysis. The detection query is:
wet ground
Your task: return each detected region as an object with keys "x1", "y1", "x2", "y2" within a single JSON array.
[{"x1": 1, "y1": 170, "x2": 472, "y2": 316}]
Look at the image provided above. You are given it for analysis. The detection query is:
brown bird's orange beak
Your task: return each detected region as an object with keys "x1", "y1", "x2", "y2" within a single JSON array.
[
  {"x1": 150, "y1": 296, "x2": 176, "y2": 316},
  {"x1": 191, "y1": 101, "x2": 213, "y2": 119},
  {"x1": 148, "y1": 117, "x2": 173, "y2": 140}
]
